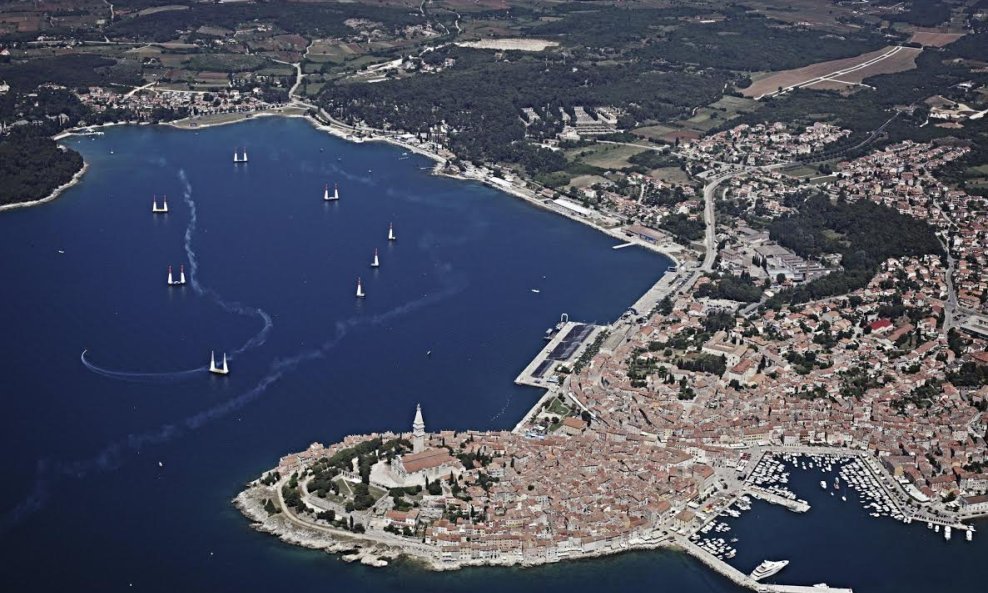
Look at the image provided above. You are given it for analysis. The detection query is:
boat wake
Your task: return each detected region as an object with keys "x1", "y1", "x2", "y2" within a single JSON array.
[
  {"x1": 3, "y1": 259, "x2": 467, "y2": 532},
  {"x1": 80, "y1": 349, "x2": 205, "y2": 383},
  {"x1": 80, "y1": 169, "x2": 273, "y2": 382}
]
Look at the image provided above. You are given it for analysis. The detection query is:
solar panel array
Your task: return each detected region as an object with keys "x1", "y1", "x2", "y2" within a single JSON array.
[{"x1": 535, "y1": 324, "x2": 594, "y2": 377}]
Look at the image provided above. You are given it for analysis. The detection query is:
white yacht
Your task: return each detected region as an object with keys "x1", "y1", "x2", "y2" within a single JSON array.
[
  {"x1": 356, "y1": 277, "x2": 365, "y2": 298},
  {"x1": 233, "y1": 148, "x2": 248, "y2": 163},
  {"x1": 945, "y1": 526, "x2": 951, "y2": 541},
  {"x1": 820, "y1": 480, "x2": 827, "y2": 489},
  {"x1": 209, "y1": 351, "x2": 229, "y2": 375},
  {"x1": 323, "y1": 183, "x2": 339, "y2": 201},
  {"x1": 388, "y1": 223, "x2": 396, "y2": 241},
  {"x1": 152, "y1": 194, "x2": 168, "y2": 213},
  {"x1": 751, "y1": 560, "x2": 789, "y2": 581},
  {"x1": 371, "y1": 249, "x2": 380, "y2": 268}
]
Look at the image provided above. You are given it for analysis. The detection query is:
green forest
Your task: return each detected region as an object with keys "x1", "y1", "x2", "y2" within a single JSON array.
[
  {"x1": 0, "y1": 132, "x2": 83, "y2": 206},
  {"x1": 321, "y1": 47, "x2": 724, "y2": 174},
  {"x1": 767, "y1": 194, "x2": 945, "y2": 305}
]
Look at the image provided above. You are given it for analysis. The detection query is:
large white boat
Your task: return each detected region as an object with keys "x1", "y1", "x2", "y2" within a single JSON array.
[
  {"x1": 209, "y1": 351, "x2": 229, "y2": 375},
  {"x1": 388, "y1": 222, "x2": 396, "y2": 241},
  {"x1": 371, "y1": 248, "x2": 380, "y2": 268},
  {"x1": 356, "y1": 277, "x2": 365, "y2": 298},
  {"x1": 751, "y1": 560, "x2": 789, "y2": 581},
  {"x1": 323, "y1": 183, "x2": 339, "y2": 201},
  {"x1": 233, "y1": 148, "x2": 248, "y2": 163}
]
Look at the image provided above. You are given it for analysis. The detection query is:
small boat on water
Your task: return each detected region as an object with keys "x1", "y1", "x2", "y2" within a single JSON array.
[
  {"x1": 388, "y1": 223, "x2": 396, "y2": 241},
  {"x1": 531, "y1": 289, "x2": 541, "y2": 294},
  {"x1": 356, "y1": 277, "x2": 365, "y2": 298},
  {"x1": 371, "y1": 248, "x2": 380, "y2": 268},
  {"x1": 209, "y1": 351, "x2": 229, "y2": 375},
  {"x1": 152, "y1": 194, "x2": 168, "y2": 213},
  {"x1": 167, "y1": 264, "x2": 187, "y2": 286},
  {"x1": 233, "y1": 148, "x2": 248, "y2": 163},
  {"x1": 323, "y1": 183, "x2": 339, "y2": 201}
]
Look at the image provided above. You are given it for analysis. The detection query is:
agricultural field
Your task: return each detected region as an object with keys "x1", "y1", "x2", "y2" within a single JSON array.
[
  {"x1": 649, "y1": 166, "x2": 691, "y2": 186},
  {"x1": 741, "y1": 0, "x2": 885, "y2": 31},
  {"x1": 566, "y1": 174, "x2": 609, "y2": 191},
  {"x1": 567, "y1": 144, "x2": 648, "y2": 171},
  {"x1": 909, "y1": 30, "x2": 965, "y2": 47},
  {"x1": 744, "y1": 46, "x2": 921, "y2": 99}
]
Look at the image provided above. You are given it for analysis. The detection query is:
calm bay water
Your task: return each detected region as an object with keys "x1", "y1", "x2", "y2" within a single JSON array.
[{"x1": 0, "y1": 117, "x2": 981, "y2": 592}]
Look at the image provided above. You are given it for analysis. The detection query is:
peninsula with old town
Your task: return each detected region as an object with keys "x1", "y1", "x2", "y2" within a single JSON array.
[{"x1": 236, "y1": 113, "x2": 988, "y2": 592}]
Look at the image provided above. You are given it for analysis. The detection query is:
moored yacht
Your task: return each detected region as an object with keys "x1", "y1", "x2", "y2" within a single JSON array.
[
  {"x1": 356, "y1": 277, "x2": 365, "y2": 298},
  {"x1": 371, "y1": 248, "x2": 380, "y2": 268},
  {"x1": 751, "y1": 560, "x2": 789, "y2": 581},
  {"x1": 233, "y1": 148, "x2": 248, "y2": 163},
  {"x1": 388, "y1": 223, "x2": 396, "y2": 241},
  {"x1": 209, "y1": 351, "x2": 229, "y2": 375}
]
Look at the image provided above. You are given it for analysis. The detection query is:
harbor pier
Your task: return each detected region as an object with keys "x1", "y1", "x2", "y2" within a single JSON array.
[
  {"x1": 745, "y1": 486, "x2": 810, "y2": 513},
  {"x1": 675, "y1": 536, "x2": 853, "y2": 593}
]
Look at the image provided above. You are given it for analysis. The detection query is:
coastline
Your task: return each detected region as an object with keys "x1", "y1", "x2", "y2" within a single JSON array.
[
  {"x1": 0, "y1": 160, "x2": 90, "y2": 213},
  {"x1": 11, "y1": 106, "x2": 685, "y2": 276},
  {"x1": 234, "y1": 483, "x2": 677, "y2": 573}
]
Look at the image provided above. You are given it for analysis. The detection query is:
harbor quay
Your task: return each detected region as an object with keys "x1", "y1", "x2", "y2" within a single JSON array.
[{"x1": 675, "y1": 535, "x2": 853, "y2": 593}]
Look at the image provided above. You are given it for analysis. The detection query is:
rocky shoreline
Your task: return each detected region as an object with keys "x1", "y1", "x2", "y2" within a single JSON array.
[
  {"x1": 234, "y1": 479, "x2": 679, "y2": 574},
  {"x1": 234, "y1": 485, "x2": 406, "y2": 569},
  {"x1": 0, "y1": 160, "x2": 90, "y2": 213}
]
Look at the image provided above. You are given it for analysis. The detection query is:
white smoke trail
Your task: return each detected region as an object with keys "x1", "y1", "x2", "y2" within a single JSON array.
[
  {"x1": 80, "y1": 170, "x2": 273, "y2": 381},
  {"x1": 2, "y1": 269, "x2": 467, "y2": 532}
]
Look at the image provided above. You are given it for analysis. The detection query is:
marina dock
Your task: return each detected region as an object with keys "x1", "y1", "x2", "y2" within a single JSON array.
[{"x1": 745, "y1": 487, "x2": 810, "y2": 513}]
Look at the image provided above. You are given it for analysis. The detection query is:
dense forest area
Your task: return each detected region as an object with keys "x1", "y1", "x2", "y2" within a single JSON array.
[
  {"x1": 321, "y1": 47, "x2": 724, "y2": 174},
  {"x1": 534, "y1": 6, "x2": 888, "y2": 72},
  {"x1": 767, "y1": 194, "x2": 945, "y2": 305},
  {"x1": 890, "y1": 0, "x2": 954, "y2": 27},
  {"x1": 106, "y1": 2, "x2": 426, "y2": 42},
  {"x1": 0, "y1": 86, "x2": 94, "y2": 206},
  {"x1": 0, "y1": 130, "x2": 83, "y2": 206},
  {"x1": 0, "y1": 54, "x2": 141, "y2": 92}
]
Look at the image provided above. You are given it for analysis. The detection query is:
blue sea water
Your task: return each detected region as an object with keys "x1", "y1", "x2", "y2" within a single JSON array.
[{"x1": 0, "y1": 117, "x2": 982, "y2": 592}]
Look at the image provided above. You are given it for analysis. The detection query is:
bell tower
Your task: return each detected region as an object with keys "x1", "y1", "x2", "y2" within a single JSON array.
[{"x1": 412, "y1": 403, "x2": 426, "y2": 453}]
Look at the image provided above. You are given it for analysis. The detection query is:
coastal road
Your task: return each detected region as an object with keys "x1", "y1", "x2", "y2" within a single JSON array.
[
  {"x1": 698, "y1": 162, "x2": 791, "y2": 277},
  {"x1": 700, "y1": 175, "x2": 720, "y2": 272}
]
